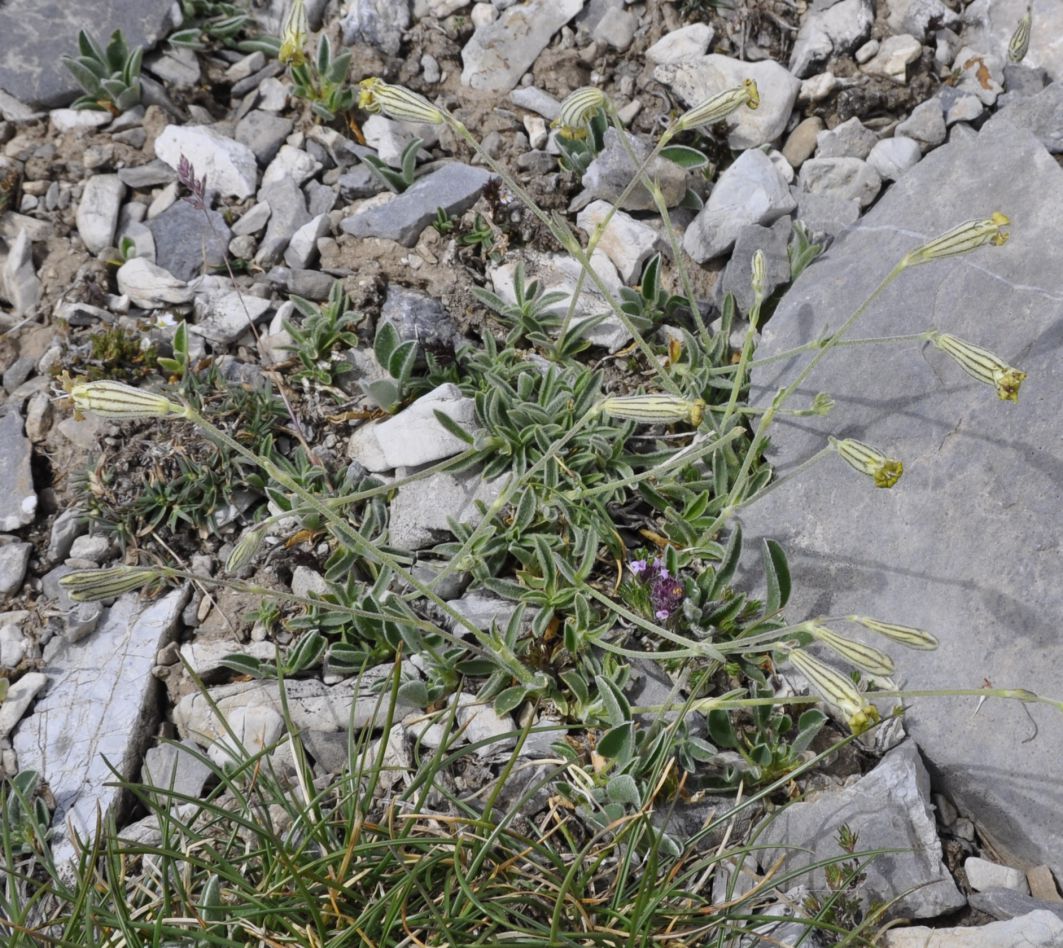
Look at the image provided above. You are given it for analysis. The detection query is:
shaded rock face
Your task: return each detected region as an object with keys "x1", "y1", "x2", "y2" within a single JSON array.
[
  {"x1": 738, "y1": 116, "x2": 1063, "y2": 877},
  {"x1": 0, "y1": 0, "x2": 176, "y2": 107}
]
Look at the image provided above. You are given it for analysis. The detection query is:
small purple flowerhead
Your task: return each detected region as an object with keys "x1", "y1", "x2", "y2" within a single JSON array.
[
  {"x1": 628, "y1": 559, "x2": 648, "y2": 577},
  {"x1": 653, "y1": 557, "x2": 670, "y2": 580},
  {"x1": 651, "y1": 575, "x2": 685, "y2": 622}
]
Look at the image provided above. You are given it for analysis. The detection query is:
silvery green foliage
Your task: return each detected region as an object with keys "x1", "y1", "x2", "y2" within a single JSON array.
[{"x1": 62, "y1": 30, "x2": 143, "y2": 114}]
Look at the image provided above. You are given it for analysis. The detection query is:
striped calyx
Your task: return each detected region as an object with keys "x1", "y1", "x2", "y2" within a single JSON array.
[
  {"x1": 1008, "y1": 11, "x2": 1032, "y2": 63},
  {"x1": 278, "y1": 0, "x2": 308, "y2": 66},
  {"x1": 554, "y1": 86, "x2": 608, "y2": 134},
  {"x1": 807, "y1": 622, "x2": 895, "y2": 677},
  {"x1": 59, "y1": 566, "x2": 160, "y2": 602},
  {"x1": 70, "y1": 380, "x2": 185, "y2": 419},
  {"x1": 849, "y1": 616, "x2": 939, "y2": 650},
  {"x1": 829, "y1": 437, "x2": 903, "y2": 489},
  {"x1": 675, "y1": 79, "x2": 759, "y2": 132},
  {"x1": 787, "y1": 648, "x2": 880, "y2": 735},
  {"x1": 903, "y1": 212, "x2": 1010, "y2": 266},
  {"x1": 357, "y1": 78, "x2": 445, "y2": 125},
  {"x1": 600, "y1": 394, "x2": 705, "y2": 426},
  {"x1": 928, "y1": 332, "x2": 1026, "y2": 402}
]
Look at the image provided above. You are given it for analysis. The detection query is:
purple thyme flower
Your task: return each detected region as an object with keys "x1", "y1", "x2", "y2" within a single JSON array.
[
  {"x1": 629, "y1": 559, "x2": 648, "y2": 577},
  {"x1": 651, "y1": 575, "x2": 685, "y2": 621}
]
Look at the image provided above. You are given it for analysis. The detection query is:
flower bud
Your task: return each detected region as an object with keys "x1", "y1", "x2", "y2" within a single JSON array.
[
  {"x1": 226, "y1": 525, "x2": 266, "y2": 573},
  {"x1": 600, "y1": 394, "x2": 705, "y2": 426},
  {"x1": 829, "y1": 437, "x2": 903, "y2": 489},
  {"x1": 278, "y1": 0, "x2": 308, "y2": 66},
  {"x1": 787, "y1": 648, "x2": 879, "y2": 736},
  {"x1": 902, "y1": 213, "x2": 1010, "y2": 266},
  {"x1": 357, "y1": 78, "x2": 446, "y2": 125},
  {"x1": 807, "y1": 622, "x2": 895, "y2": 676},
  {"x1": 928, "y1": 331, "x2": 1026, "y2": 402},
  {"x1": 675, "y1": 79, "x2": 759, "y2": 132},
  {"x1": 1008, "y1": 11, "x2": 1032, "y2": 64},
  {"x1": 849, "y1": 616, "x2": 939, "y2": 650},
  {"x1": 70, "y1": 380, "x2": 185, "y2": 419},
  {"x1": 553, "y1": 86, "x2": 608, "y2": 136},
  {"x1": 59, "y1": 566, "x2": 160, "y2": 602}
]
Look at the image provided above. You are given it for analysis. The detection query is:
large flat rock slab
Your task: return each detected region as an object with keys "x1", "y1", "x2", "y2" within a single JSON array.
[
  {"x1": 0, "y1": 0, "x2": 175, "y2": 108},
  {"x1": 13, "y1": 589, "x2": 186, "y2": 865},
  {"x1": 739, "y1": 116, "x2": 1063, "y2": 876}
]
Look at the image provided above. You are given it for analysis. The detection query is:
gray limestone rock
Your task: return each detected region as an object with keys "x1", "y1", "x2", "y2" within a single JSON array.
[
  {"x1": 739, "y1": 117, "x2": 1063, "y2": 878},
  {"x1": 962, "y1": 0, "x2": 1063, "y2": 80},
  {"x1": 1, "y1": 228, "x2": 40, "y2": 315},
  {"x1": 997, "y1": 80, "x2": 1063, "y2": 153},
  {"x1": 283, "y1": 213, "x2": 330, "y2": 269},
  {"x1": 0, "y1": 412, "x2": 35, "y2": 531},
  {"x1": 969, "y1": 887, "x2": 1063, "y2": 923},
  {"x1": 715, "y1": 218, "x2": 793, "y2": 314},
  {"x1": 582, "y1": 127, "x2": 687, "y2": 212},
  {"x1": 141, "y1": 739, "x2": 212, "y2": 800},
  {"x1": 76, "y1": 174, "x2": 126, "y2": 255},
  {"x1": 867, "y1": 136, "x2": 922, "y2": 180},
  {"x1": 389, "y1": 468, "x2": 505, "y2": 550},
  {"x1": 760, "y1": 742, "x2": 965, "y2": 919},
  {"x1": 340, "y1": 163, "x2": 493, "y2": 247},
  {"x1": 645, "y1": 23, "x2": 714, "y2": 65},
  {"x1": 154, "y1": 124, "x2": 258, "y2": 200},
  {"x1": 147, "y1": 200, "x2": 230, "y2": 282},
  {"x1": 797, "y1": 156, "x2": 882, "y2": 207},
  {"x1": 884, "y1": 911, "x2": 1063, "y2": 947},
  {"x1": 655, "y1": 55, "x2": 800, "y2": 149},
  {"x1": 461, "y1": 0, "x2": 584, "y2": 94},
  {"x1": 0, "y1": 540, "x2": 31, "y2": 595},
  {"x1": 235, "y1": 110, "x2": 294, "y2": 166},
  {"x1": 682, "y1": 149, "x2": 795, "y2": 262},
  {"x1": 896, "y1": 99, "x2": 948, "y2": 150},
  {"x1": 380, "y1": 285, "x2": 462, "y2": 352},
  {"x1": 255, "y1": 177, "x2": 311, "y2": 266},
  {"x1": 0, "y1": 672, "x2": 46, "y2": 740},
  {"x1": 888, "y1": 0, "x2": 960, "y2": 42},
  {"x1": 0, "y1": 0, "x2": 175, "y2": 107},
  {"x1": 13, "y1": 589, "x2": 187, "y2": 866},
  {"x1": 816, "y1": 116, "x2": 879, "y2": 159},
  {"x1": 116, "y1": 257, "x2": 194, "y2": 308},
  {"x1": 190, "y1": 276, "x2": 272, "y2": 345},
  {"x1": 118, "y1": 160, "x2": 177, "y2": 189},
  {"x1": 790, "y1": 0, "x2": 875, "y2": 77},
  {"x1": 341, "y1": 0, "x2": 410, "y2": 55},
  {"x1": 575, "y1": 200, "x2": 663, "y2": 282}
]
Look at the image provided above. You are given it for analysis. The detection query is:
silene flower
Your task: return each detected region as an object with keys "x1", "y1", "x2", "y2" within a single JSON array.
[
  {"x1": 600, "y1": 394, "x2": 705, "y2": 427},
  {"x1": 787, "y1": 648, "x2": 881, "y2": 736},
  {"x1": 70, "y1": 380, "x2": 186, "y2": 420},
  {"x1": 675, "y1": 79, "x2": 759, "y2": 133},
  {"x1": 278, "y1": 0, "x2": 308, "y2": 66},
  {"x1": 1008, "y1": 10, "x2": 1032, "y2": 64},
  {"x1": 902, "y1": 213, "x2": 1010, "y2": 266},
  {"x1": 553, "y1": 86, "x2": 609, "y2": 138},
  {"x1": 829, "y1": 437, "x2": 903, "y2": 489},
  {"x1": 59, "y1": 565, "x2": 161, "y2": 602},
  {"x1": 928, "y1": 331, "x2": 1026, "y2": 402},
  {"x1": 357, "y1": 78, "x2": 446, "y2": 125}
]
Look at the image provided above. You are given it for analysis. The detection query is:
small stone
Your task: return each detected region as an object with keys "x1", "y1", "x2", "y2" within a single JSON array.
[
  {"x1": 716, "y1": 218, "x2": 792, "y2": 314},
  {"x1": 855, "y1": 38, "x2": 879, "y2": 64},
  {"x1": 523, "y1": 114, "x2": 548, "y2": 149},
  {"x1": 645, "y1": 23, "x2": 714, "y2": 65},
  {"x1": 255, "y1": 177, "x2": 311, "y2": 266},
  {"x1": 235, "y1": 110, "x2": 294, "y2": 167},
  {"x1": 861, "y1": 34, "x2": 923, "y2": 83},
  {"x1": 283, "y1": 213, "x2": 330, "y2": 269},
  {"x1": 0, "y1": 672, "x2": 46, "y2": 740},
  {"x1": 946, "y1": 93, "x2": 985, "y2": 125},
  {"x1": 453, "y1": 693, "x2": 517, "y2": 756},
  {"x1": 232, "y1": 201, "x2": 272, "y2": 236},
  {"x1": 146, "y1": 181, "x2": 178, "y2": 219},
  {"x1": 884, "y1": 911, "x2": 1063, "y2": 947},
  {"x1": 867, "y1": 136, "x2": 922, "y2": 180},
  {"x1": 593, "y1": 8, "x2": 636, "y2": 50},
  {"x1": 794, "y1": 190, "x2": 861, "y2": 239},
  {"x1": 261, "y1": 144, "x2": 323, "y2": 189},
  {"x1": 208, "y1": 706, "x2": 285, "y2": 769},
  {"x1": 154, "y1": 124, "x2": 258, "y2": 200},
  {"x1": 0, "y1": 413, "x2": 35, "y2": 531},
  {"x1": 189, "y1": 277, "x2": 272, "y2": 345},
  {"x1": 225, "y1": 52, "x2": 265, "y2": 84},
  {"x1": 0, "y1": 614, "x2": 29, "y2": 667},
  {"x1": 816, "y1": 116, "x2": 878, "y2": 159},
  {"x1": 582, "y1": 127, "x2": 686, "y2": 211},
  {"x1": 682, "y1": 148, "x2": 796, "y2": 262},
  {"x1": 362, "y1": 114, "x2": 431, "y2": 169},
  {"x1": 256, "y1": 77, "x2": 289, "y2": 112},
  {"x1": 1, "y1": 228, "x2": 40, "y2": 315},
  {"x1": 896, "y1": 99, "x2": 947, "y2": 149},
  {"x1": 389, "y1": 469, "x2": 505, "y2": 550},
  {"x1": 291, "y1": 566, "x2": 328, "y2": 599},
  {"x1": 0, "y1": 541, "x2": 31, "y2": 595},
  {"x1": 118, "y1": 160, "x2": 177, "y2": 189},
  {"x1": 470, "y1": 2, "x2": 496, "y2": 28},
  {"x1": 117, "y1": 258, "x2": 194, "y2": 309},
  {"x1": 656, "y1": 55, "x2": 799, "y2": 148},
  {"x1": 147, "y1": 200, "x2": 231, "y2": 282},
  {"x1": 800, "y1": 72, "x2": 839, "y2": 103},
  {"x1": 379, "y1": 285, "x2": 462, "y2": 352},
  {"x1": 789, "y1": 0, "x2": 874, "y2": 77},
  {"x1": 575, "y1": 199, "x2": 661, "y2": 282},
  {"x1": 782, "y1": 116, "x2": 824, "y2": 168},
  {"x1": 421, "y1": 53, "x2": 441, "y2": 84},
  {"x1": 68, "y1": 534, "x2": 111, "y2": 562},
  {"x1": 24, "y1": 390, "x2": 51, "y2": 442},
  {"x1": 969, "y1": 888, "x2": 1063, "y2": 924},
  {"x1": 338, "y1": 165, "x2": 385, "y2": 201},
  {"x1": 508, "y1": 86, "x2": 562, "y2": 121},
  {"x1": 965, "y1": 857, "x2": 1029, "y2": 894},
  {"x1": 180, "y1": 639, "x2": 278, "y2": 676},
  {"x1": 461, "y1": 0, "x2": 583, "y2": 94},
  {"x1": 341, "y1": 0, "x2": 411, "y2": 56},
  {"x1": 340, "y1": 163, "x2": 494, "y2": 247},
  {"x1": 798, "y1": 156, "x2": 882, "y2": 207},
  {"x1": 148, "y1": 47, "x2": 200, "y2": 88},
  {"x1": 887, "y1": 0, "x2": 959, "y2": 42},
  {"x1": 50, "y1": 109, "x2": 111, "y2": 133},
  {"x1": 1028, "y1": 866, "x2": 1062, "y2": 903},
  {"x1": 47, "y1": 509, "x2": 86, "y2": 563},
  {"x1": 142, "y1": 740, "x2": 212, "y2": 799},
  {"x1": 76, "y1": 174, "x2": 126, "y2": 254}
]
